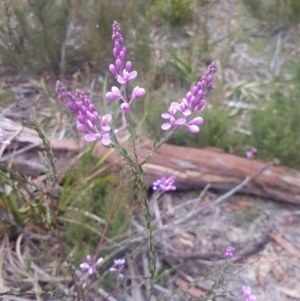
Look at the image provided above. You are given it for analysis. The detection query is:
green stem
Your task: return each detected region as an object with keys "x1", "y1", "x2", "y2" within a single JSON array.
[{"x1": 140, "y1": 130, "x2": 174, "y2": 166}]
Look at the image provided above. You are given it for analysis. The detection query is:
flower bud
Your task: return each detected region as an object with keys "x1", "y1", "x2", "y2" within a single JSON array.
[
  {"x1": 77, "y1": 124, "x2": 89, "y2": 134},
  {"x1": 109, "y1": 64, "x2": 117, "y2": 76}
]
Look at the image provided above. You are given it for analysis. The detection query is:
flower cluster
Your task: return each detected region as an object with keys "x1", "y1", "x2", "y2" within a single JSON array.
[
  {"x1": 162, "y1": 62, "x2": 217, "y2": 133},
  {"x1": 106, "y1": 21, "x2": 145, "y2": 111},
  {"x1": 56, "y1": 82, "x2": 112, "y2": 146},
  {"x1": 243, "y1": 286, "x2": 258, "y2": 301},
  {"x1": 80, "y1": 255, "x2": 125, "y2": 280},
  {"x1": 109, "y1": 258, "x2": 126, "y2": 279},
  {"x1": 80, "y1": 255, "x2": 104, "y2": 275},
  {"x1": 224, "y1": 246, "x2": 235, "y2": 259},
  {"x1": 153, "y1": 175, "x2": 176, "y2": 192},
  {"x1": 245, "y1": 146, "x2": 258, "y2": 159},
  {"x1": 0, "y1": 127, "x2": 10, "y2": 146}
]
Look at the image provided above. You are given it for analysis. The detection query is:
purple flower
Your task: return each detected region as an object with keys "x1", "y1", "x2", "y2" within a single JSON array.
[
  {"x1": 80, "y1": 255, "x2": 104, "y2": 275},
  {"x1": 224, "y1": 246, "x2": 235, "y2": 259},
  {"x1": 161, "y1": 62, "x2": 217, "y2": 134},
  {"x1": 117, "y1": 69, "x2": 137, "y2": 85},
  {"x1": 110, "y1": 258, "x2": 125, "y2": 279},
  {"x1": 106, "y1": 85, "x2": 145, "y2": 111},
  {"x1": 107, "y1": 22, "x2": 143, "y2": 113},
  {"x1": 161, "y1": 107, "x2": 176, "y2": 119},
  {"x1": 153, "y1": 176, "x2": 176, "y2": 192},
  {"x1": 245, "y1": 146, "x2": 258, "y2": 159},
  {"x1": 131, "y1": 86, "x2": 145, "y2": 99},
  {"x1": 171, "y1": 101, "x2": 191, "y2": 117},
  {"x1": 106, "y1": 86, "x2": 122, "y2": 100},
  {"x1": 161, "y1": 116, "x2": 186, "y2": 131},
  {"x1": 185, "y1": 117, "x2": 203, "y2": 133},
  {"x1": 56, "y1": 81, "x2": 112, "y2": 147},
  {"x1": 242, "y1": 286, "x2": 258, "y2": 301},
  {"x1": 245, "y1": 151, "x2": 253, "y2": 159},
  {"x1": 0, "y1": 128, "x2": 10, "y2": 146}
]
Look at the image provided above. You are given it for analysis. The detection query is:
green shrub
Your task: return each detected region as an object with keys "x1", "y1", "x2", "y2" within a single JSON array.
[
  {"x1": 153, "y1": 0, "x2": 193, "y2": 27},
  {"x1": 243, "y1": 0, "x2": 300, "y2": 27},
  {"x1": 0, "y1": 0, "x2": 151, "y2": 76},
  {"x1": 250, "y1": 91, "x2": 300, "y2": 169}
]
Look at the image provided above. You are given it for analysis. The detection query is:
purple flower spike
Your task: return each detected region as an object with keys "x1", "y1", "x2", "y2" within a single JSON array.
[
  {"x1": 153, "y1": 175, "x2": 176, "y2": 192},
  {"x1": 110, "y1": 258, "x2": 126, "y2": 279},
  {"x1": 108, "y1": 22, "x2": 142, "y2": 112},
  {"x1": 224, "y1": 246, "x2": 235, "y2": 259},
  {"x1": 56, "y1": 81, "x2": 112, "y2": 147},
  {"x1": 161, "y1": 62, "x2": 217, "y2": 134},
  {"x1": 80, "y1": 255, "x2": 104, "y2": 276},
  {"x1": 242, "y1": 286, "x2": 258, "y2": 301}
]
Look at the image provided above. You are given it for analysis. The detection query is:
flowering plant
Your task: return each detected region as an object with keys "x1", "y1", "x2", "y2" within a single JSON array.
[{"x1": 56, "y1": 20, "x2": 219, "y2": 297}]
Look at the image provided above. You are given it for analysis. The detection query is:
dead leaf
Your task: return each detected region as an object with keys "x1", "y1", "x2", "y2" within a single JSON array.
[
  {"x1": 175, "y1": 277, "x2": 203, "y2": 297},
  {"x1": 255, "y1": 266, "x2": 266, "y2": 287},
  {"x1": 26, "y1": 222, "x2": 48, "y2": 235},
  {"x1": 0, "y1": 198, "x2": 6, "y2": 209},
  {"x1": 179, "y1": 238, "x2": 194, "y2": 248},
  {"x1": 269, "y1": 233, "x2": 300, "y2": 258},
  {"x1": 271, "y1": 264, "x2": 284, "y2": 282},
  {"x1": 279, "y1": 287, "x2": 300, "y2": 299},
  {"x1": 228, "y1": 201, "x2": 255, "y2": 210}
]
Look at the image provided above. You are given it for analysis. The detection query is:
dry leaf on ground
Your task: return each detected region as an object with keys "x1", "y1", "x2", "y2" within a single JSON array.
[
  {"x1": 268, "y1": 233, "x2": 300, "y2": 258},
  {"x1": 279, "y1": 287, "x2": 300, "y2": 299}
]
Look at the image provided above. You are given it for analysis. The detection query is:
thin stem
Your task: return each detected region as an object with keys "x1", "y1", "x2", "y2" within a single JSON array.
[{"x1": 139, "y1": 130, "x2": 174, "y2": 166}]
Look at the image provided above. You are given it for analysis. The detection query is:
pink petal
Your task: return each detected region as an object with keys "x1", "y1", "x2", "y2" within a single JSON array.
[
  {"x1": 117, "y1": 76, "x2": 126, "y2": 84},
  {"x1": 106, "y1": 92, "x2": 119, "y2": 100},
  {"x1": 84, "y1": 134, "x2": 96, "y2": 142},
  {"x1": 120, "y1": 103, "x2": 130, "y2": 111},
  {"x1": 186, "y1": 125, "x2": 200, "y2": 133},
  {"x1": 96, "y1": 258, "x2": 104, "y2": 266},
  {"x1": 111, "y1": 86, "x2": 120, "y2": 94},
  {"x1": 175, "y1": 118, "x2": 186, "y2": 125},
  {"x1": 86, "y1": 255, "x2": 92, "y2": 263},
  {"x1": 189, "y1": 117, "x2": 203, "y2": 125},
  {"x1": 171, "y1": 102, "x2": 181, "y2": 110},
  {"x1": 132, "y1": 86, "x2": 145, "y2": 99},
  {"x1": 88, "y1": 267, "x2": 94, "y2": 275},
  {"x1": 161, "y1": 113, "x2": 172, "y2": 119},
  {"x1": 109, "y1": 64, "x2": 117, "y2": 76},
  {"x1": 103, "y1": 114, "x2": 112, "y2": 122},
  {"x1": 182, "y1": 109, "x2": 191, "y2": 116},
  {"x1": 161, "y1": 123, "x2": 171, "y2": 130},
  {"x1": 101, "y1": 136, "x2": 111, "y2": 146},
  {"x1": 77, "y1": 124, "x2": 89, "y2": 134},
  {"x1": 80, "y1": 263, "x2": 90, "y2": 270},
  {"x1": 102, "y1": 125, "x2": 111, "y2": 131},
  {"x1": 128, "y1": 71, "x2": 137, "y2": 80}
]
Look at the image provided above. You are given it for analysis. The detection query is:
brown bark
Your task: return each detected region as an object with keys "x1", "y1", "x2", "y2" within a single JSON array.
[{"x1": 1, "y1": 118, "x2": 300, "y2": 205}]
